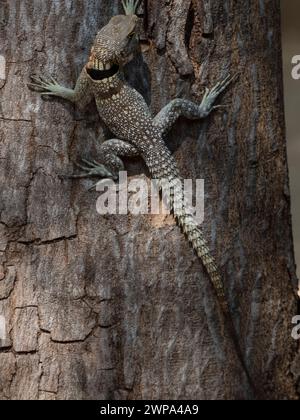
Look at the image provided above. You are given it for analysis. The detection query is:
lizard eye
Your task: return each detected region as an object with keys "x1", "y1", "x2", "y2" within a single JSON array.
[{"x1": 128, "y1": 31, "x2": 135, "y2": 39}]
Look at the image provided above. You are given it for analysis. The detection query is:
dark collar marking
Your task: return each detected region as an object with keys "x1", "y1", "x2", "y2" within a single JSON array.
[{"x1": 87, "y1": 64, "x2": 120, "y2": 81}]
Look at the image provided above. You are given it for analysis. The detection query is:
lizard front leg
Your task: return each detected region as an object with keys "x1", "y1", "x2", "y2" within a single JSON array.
[
  {"x1": 28, "y1": 68, "x2": 93, "y2": 110},
  {"x1": 154, "y1": 74, "x2": 235, "y2": 136},
  {"x1": 71, "y1": 139, "x2": 139, "y2": 186}
]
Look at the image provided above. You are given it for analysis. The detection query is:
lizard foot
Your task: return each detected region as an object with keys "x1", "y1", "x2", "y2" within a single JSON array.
[
  {"x1": 199, "y1": 73, "x2": 239, "y2": 116},
  {"x1": 28, "y1": 75, "x2": 63, "y2": 96},
  {"x1": 67, "y1": 159, "x2": 116, "y2": 190},
  {"x1": 122, "y1": 0, "x2": 140, "y2": 15}
]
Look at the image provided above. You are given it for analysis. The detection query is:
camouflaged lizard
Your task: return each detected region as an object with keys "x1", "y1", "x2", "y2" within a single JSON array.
[{"x1": 29, "y1": 0, "x2": 235, "y2": 316}]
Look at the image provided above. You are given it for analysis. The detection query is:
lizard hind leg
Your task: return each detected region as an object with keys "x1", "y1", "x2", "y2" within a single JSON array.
[
  {"x1": 69, "y1": 139, "x2": 139, "y2": 189},
  {"x1": 95, "y1": 139, "x2": 139, "y2": 189},
  {"x1": 99, "y1": 139, "x2": 139, "y2": 175}
]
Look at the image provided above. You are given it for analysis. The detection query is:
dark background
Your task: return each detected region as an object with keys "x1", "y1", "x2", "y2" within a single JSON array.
[{"x1": 281, "y1": 0, "x2": 300, "y2": 280}]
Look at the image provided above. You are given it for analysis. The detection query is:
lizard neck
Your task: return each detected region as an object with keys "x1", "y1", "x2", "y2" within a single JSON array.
[{"x1": 85, "y1": 67, "x2": 125, "y2": 100}]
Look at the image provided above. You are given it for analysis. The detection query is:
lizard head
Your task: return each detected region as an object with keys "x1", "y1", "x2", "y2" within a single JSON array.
[{"x1": 86, "y1": 14, "x2": 139, "y2": 81}]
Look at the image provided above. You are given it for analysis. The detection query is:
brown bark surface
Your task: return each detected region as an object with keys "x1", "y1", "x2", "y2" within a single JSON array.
[{"x1": 0, "y1": 0, "x2": 299, "y2": 400}]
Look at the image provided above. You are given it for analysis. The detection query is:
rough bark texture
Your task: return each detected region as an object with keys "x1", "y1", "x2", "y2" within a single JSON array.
[{"x1": 0, "y1": 0, "x2": 299, "y2": 400}]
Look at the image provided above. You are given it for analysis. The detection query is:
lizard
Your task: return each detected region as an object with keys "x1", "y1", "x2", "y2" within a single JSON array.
[{"x1": 29, "y1": 0, "x2": 235, "y2": 334}]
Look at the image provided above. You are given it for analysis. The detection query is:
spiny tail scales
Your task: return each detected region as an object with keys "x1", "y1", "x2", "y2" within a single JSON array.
[
  {"x1": 170, "y1": 185, "x2": 255, "y2": 391},
  {"x1": 167, "y1": 183, "x2": 256, "y2": 392},
  {"x1": 147, "y1": 148, "x2": 229, "y2": 312},
  {"x1": 175, "y1": 208, "x2": 229, "y2": 314}
]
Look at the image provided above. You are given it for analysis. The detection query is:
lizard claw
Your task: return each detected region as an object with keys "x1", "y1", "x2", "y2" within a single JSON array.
[
  {"x1": 213, "y1": 104, "x2": 230, "y2": 111},
  {"x1": 199, "y1": 73, "x2": 238, "y2": 116},
  {"x1": 210, "y1": 73, "x2": 239, "y2": 97},
  {"x1": 88, "y1": 178, "x2": 120, "y2": 192},
  {"x1": 28, "y1": 74, "x2": 61, "y2": 96}
]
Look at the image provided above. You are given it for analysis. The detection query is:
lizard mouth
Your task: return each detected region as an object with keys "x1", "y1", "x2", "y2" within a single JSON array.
[{"x1": 86, "y1": 59, "x2": 119, "y2": 81}]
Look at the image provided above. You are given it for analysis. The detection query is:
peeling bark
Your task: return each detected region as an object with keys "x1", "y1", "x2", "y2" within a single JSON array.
[{"x1": 0, "y1": 0, "x2": 299, "y2": 400}]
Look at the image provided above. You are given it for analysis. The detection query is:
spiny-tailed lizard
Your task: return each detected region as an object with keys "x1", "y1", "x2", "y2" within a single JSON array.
[{"x1": 29, "y1": 0, "x2": 247, "y2": 373}]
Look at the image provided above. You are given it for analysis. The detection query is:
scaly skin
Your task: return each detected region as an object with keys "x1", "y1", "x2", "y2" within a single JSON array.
[{"x1": 29, "y1": 2, "x2": 233, "y2": 316}]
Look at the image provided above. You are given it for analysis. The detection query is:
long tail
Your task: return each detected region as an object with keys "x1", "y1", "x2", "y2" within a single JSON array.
[
  {"x1": 148, "y1": 149, "x2": 226, "y2": 309},
  {"x1": 169, "y1": 183, "x2": 257, "y2": 394},
  {"x1": 149, "y1": 163, "x2": 255, "y2": 393},
  {"x1": 175, "y1": 211, "x2": 228, "y2": 311}
]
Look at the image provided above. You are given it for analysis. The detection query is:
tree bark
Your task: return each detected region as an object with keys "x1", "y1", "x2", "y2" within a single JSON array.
[{"x1": 0, "y1": 0, "x2": 299, "y2": 400}]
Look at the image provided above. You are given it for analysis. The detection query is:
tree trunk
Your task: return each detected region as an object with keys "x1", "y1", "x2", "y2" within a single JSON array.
[{"x1": 0, "y1": 0, "x2": 299, "y2": 400}]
